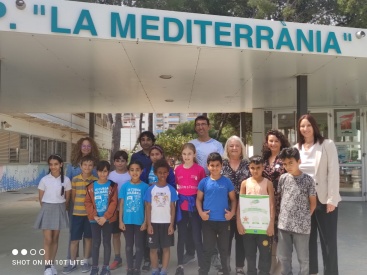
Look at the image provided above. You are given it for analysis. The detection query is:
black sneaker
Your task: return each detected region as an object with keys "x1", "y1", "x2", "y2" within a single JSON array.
[
  {"x1": 182, "y1": 254, "x2": 195, "y2": 265},
  {"x1": 133, "y1": 269, "x2": 141, "y2": 275},
  {"x1": 175, "y1": 266, "x2": 184, "y2": 275},
  {"x1": 127, "y1": 269, "x2": 134, "y2": 275},
  {"x1": 141, "y1": 261, "x2": 150, "y2": 272}
]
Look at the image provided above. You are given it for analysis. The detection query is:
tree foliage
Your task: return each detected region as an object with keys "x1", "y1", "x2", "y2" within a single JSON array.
[
  {"x1": 337, "y1": 0, "x2": 367, "y2": 28},
  {"x1": 156, "y1": 132, "x2": 194, "y2": 160}
]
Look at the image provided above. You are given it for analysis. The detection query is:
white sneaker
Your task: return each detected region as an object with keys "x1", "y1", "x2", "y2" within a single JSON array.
[
  {"x1": 44, "y1": 268, "x2": 53, "y2": 275},
  {"x1": 51, "y1": 265, "x2": 58, "y2": 275}
]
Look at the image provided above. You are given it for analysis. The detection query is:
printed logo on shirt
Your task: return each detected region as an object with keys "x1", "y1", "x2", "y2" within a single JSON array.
[
  {"x1": 190, "y1": 175, "x2": 198, "y2": 181},
  {"x1": 153, "y1": 192, "x2": 169, "y2": 207},
  {"x1": 262, "y1": 240, "x2": 269, "y2": 247},
  {"x1": 148, "y1": 237, "x2": 153, "y2": 244}
]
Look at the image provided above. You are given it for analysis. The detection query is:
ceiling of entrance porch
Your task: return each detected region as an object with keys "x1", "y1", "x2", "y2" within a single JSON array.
[{"x1": 1, "y1": 31, "x2": 367, "y2": 113}]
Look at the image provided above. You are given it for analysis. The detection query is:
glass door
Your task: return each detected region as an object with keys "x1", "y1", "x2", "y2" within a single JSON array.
[
  {"x1": 273, "y1": 111, "x2": 297, "y2": 145},
  {"x1": 333, "y1": 109, "x2": 365, "y2": 200}
]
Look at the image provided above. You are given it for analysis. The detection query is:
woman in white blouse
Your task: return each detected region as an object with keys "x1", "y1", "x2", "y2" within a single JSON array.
[{"x1": 296, "y1": 114, "x2": 341, "y2": 275}]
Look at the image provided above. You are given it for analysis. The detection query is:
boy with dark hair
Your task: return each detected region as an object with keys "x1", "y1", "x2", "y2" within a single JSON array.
[
  {"x1": 277, "y1": 148, "x2": 317, "y2": 275},
  {"x1": 131, "y1": 131, "x2": 156, "y2": 170},
  {"x1": 144, "y1": 159, "x2": 178, "y2": 275},
  {"x1": 108, "y1": 150, "x2": 131, "y2": 270},
  {"x1": 85, "y1": 160, "x2": 118, "y2": 275},
  {"x1": 196, "y1": 152, "x2": 237, "y2": 275},
  {"x1": 237, "y1": 155, "x2": 275, "y2": 275},
  {"x1": 63, "y1": 156, "x2": 97, "y2": 274}
]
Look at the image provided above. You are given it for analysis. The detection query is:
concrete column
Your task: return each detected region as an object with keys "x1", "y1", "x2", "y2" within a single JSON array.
[
  {"x1": 297, "y1": 75, "x2": 308, "y2": 121},
  {"x1": 252, "y1": 109, "x2": 264, "y2": 156},
  {"x1": 89, "y1": 113, "x2": 95, "y2": 138}
]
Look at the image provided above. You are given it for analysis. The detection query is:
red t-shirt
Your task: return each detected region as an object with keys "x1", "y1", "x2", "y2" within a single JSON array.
[{"x1": 175, "y1": 163, "x2": 206, "y2": 210}]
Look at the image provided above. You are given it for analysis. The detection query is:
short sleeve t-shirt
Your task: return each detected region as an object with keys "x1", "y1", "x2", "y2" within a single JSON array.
[
  {"x1": 38, "y1": 174, "x2": 72, "y2": 204},
  {"x1": 175, "y1": 163, "x2": 206, "y2": 210},
  {"x1": 190, "y1": 138, "x2": 224, "y2": 175},
  {"x1": 278, "y1": 173, "x2": 316, "y2": 234},
  {"x1": 93, "y1": 181, "x2": 111, "y2": 218},
  {"x1": 108, "y1": 171, "x2": 131, "y2": 193},
  {"x1": 119, "y1": 181, "x2": 149, "y2": 225},
  {"x1": 72, "y1": 174, "x2": 98, "y2": 216},
  {"x1": 198, "y1": 176, "x2": 234, "y2": 221},
  {"x1": 144, "y1": 184, "x2": 178, "y2": 223},
  {"x1": 148, "y1": 166, "x2": 158, "y2": 185}
]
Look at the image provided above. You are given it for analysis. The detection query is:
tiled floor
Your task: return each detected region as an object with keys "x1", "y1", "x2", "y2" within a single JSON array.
[{"x1": 0, "y1": 187, "x2": 366, "y2": 275}]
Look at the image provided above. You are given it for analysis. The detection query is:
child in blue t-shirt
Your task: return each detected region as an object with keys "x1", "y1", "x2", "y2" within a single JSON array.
[
  {"x1": 85, "y1": 161, "x2": 118, "y2": 275},
  {"x1": 118, "y1": 160, "x2": 149, "y2": 275},
  {"x1": 196, "y1": 153, "x2": 237, "y2": 275},
  {"x1": 144, "y1": 159, "x2": 178, "y2": 275}
]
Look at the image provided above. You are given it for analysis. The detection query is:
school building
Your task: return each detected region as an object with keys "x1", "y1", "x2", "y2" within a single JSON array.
[{"x1": 0, "y1": 0, "x2": 367, "y2": 201}]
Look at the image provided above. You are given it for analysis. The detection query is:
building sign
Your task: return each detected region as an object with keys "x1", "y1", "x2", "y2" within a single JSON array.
[{"x1": 0, "y1": 0, "x2": 366, "y2": 57}]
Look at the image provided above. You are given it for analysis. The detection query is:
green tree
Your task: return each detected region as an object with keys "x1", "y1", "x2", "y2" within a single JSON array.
[
  {"x1": 209, "y1": 113, "x2": 252, "y2": 144},
  {"x1": 156, "y1": 132, "x2": 193, "y2": 161},
  {"x1": 337, "y1": 0, "x2": 367, "y2": 28}
]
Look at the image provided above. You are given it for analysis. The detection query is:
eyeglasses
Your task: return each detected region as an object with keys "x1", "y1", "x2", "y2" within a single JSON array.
[
  {"x1": 195, "y1": 123, "x2": 208, "y2": 127},
  {"x1": 81, "y1": 145, "x2": 92, "y2": 149}
]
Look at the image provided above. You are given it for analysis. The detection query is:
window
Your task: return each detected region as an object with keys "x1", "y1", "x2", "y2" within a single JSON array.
[
  {"x1": 56, "y1": 141, "x2": 67, "y2": 161},
  {"x1": 103, "y1": 114, "x2": 108, "y2": 128},
  {"x1": 0, "y1": 131, "x2": 68, "y2": 164},
  {"x1": 20, "y1": 136, "x2": 29, "y2": 149},
  {"x1": 95, "y1": 113, "x2": 103, "y2": 126},
  {"x1": 48, "y1": 140, "x2": 55, "y2": 156},
  {"x1": 41, "y1": 140, "x2": 48, "y2": 162},
  {"x1": 33, "y1": 137, "x2": 41, "y2": 162},
  {"x1": 9, "y1": 148, "x2": 19, "y2": 163}
]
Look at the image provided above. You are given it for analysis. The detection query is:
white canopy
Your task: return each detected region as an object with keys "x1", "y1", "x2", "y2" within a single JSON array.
[{"x1": 1, "y1": 0, "x2": 366, "y2": 113}]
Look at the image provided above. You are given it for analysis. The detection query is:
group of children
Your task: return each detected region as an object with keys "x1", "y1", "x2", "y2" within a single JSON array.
[{"x1": 35, "y1": 142, "x2": 316, "y2": 275}]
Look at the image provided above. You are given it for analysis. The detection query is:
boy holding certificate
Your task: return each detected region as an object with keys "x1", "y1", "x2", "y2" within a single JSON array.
[
  {"x1": 277, "y1": 148, "x2": 316, "y2": 275},
  {"x1": 196, "y1": 152, "x2": 237, "y2": 275},
  {"x1": 237, "y1": 155, "x2": 275, "y2": 275}
]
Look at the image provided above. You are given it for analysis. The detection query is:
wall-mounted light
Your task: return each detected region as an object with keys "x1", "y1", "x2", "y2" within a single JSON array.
[
  {"x1": 356, "y1": 31, "x2": 365, "y2": 39},
  {"x1": 1, "y1": 121, "x2": 12, "y2": 129},
  {"x1": 160, "y1": 75, "x2": 172, "y2": 79},
  {"x1": 15, "y1": 0, "x2": 26, "y2": 10}
]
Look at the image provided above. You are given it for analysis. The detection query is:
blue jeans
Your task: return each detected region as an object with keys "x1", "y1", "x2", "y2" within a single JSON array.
[{"x1": 277, "y1": 229, "x2": 309, "y2": 275}]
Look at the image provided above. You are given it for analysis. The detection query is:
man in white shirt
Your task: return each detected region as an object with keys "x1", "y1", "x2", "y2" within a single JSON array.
[
  {"x1": 190, "y1": 115, "x2": 224, "y2": 175},
  {"x1": 188, "y1": 115, "x2": 224, "y2": 268}
]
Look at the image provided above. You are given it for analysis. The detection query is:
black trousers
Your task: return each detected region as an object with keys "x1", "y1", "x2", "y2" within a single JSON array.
[
  {"x1": 229, "y1": 218, "x2": 246, "y2": 268},
  {"x1": 177, "y1": 211, "x2": 204, "y2": 267},
  {"x1": 243, "y1": 234, "x2": 271, "y2": 275},
  {"x1": 123, "y1": 224, "x2": 145, "y2": 269},
  {"x1": 309, "y1": 199, "x2": 339, "y2": 275},
  {"x1": 91, "y1": 222, "x2": 112, "y2": 267},
  {"x1": 200, "y1": 221, "x2": 230, "y2": 275}
]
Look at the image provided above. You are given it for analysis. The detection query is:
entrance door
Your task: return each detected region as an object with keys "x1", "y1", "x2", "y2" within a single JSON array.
[
  {"x1": 333, "y1": 109, "x2": 365, "y2": 201},
  {"x1": 269, "y1": 110, "x2": 365, "y2": 201},
  {"x1": 272, "y1": 111, "x2": 297, "y2": 145}
]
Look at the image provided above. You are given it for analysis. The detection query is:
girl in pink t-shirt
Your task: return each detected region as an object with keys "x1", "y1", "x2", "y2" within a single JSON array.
[{"x1": 174, "y1": 143, "x2": 206, "y2": 275}]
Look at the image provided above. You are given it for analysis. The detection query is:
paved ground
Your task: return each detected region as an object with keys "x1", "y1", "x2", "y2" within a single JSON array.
[{"x1": 0, "y1": 187, "x2": 366, "y2": 275}]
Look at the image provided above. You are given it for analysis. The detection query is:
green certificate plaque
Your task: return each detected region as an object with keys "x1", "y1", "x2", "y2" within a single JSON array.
[{"x1": 239, "y1": 195, "x2": 270, "y2": 234}]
